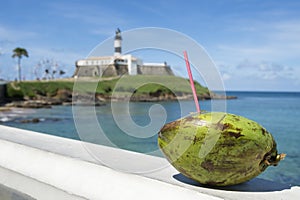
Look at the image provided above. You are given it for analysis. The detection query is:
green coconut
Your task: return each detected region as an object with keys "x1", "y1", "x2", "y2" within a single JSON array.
[{"x1": 158, "y1": 112, "x2": 285, "y2": 186}]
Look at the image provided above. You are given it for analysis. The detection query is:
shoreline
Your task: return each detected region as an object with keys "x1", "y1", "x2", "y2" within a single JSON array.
[
  {"x1": 2, "y1": 92, "x2": 237, "y2": 109},
  {"x1": 2, "y1": 76, "x2": 236, "y2": 109}
]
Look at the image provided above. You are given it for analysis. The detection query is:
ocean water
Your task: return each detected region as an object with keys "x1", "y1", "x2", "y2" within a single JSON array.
[{"x1": 1, "y1": 91, "x2": 299, "y2": 186}]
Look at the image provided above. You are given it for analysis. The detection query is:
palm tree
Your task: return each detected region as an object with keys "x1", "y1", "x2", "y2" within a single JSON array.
[{"x1": 12, "y1": 47, "x2": 29, "y2": 81}]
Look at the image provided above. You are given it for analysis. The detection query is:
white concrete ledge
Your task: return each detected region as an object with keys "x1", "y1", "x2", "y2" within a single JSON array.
[{"x1": 0, "y1": 125, "x2": 299, "y2": 200}]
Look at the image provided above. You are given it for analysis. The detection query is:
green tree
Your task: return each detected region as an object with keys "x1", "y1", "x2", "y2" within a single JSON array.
[{"x1": 12, "y1": 47, "x2": 29, "y2": 81}]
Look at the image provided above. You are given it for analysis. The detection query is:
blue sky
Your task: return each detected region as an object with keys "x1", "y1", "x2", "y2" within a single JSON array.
[{"x1": 0, "y1": 0, "x2": 300, "y2": 91}]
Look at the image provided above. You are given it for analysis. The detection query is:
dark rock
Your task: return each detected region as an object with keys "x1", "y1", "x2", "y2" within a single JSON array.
[
  {"x1": 20, "y1": 118, "x2": 40, "y2": 123},
  {"x1": 54, "y1": 89, "x2": 72, "y2": 102}
]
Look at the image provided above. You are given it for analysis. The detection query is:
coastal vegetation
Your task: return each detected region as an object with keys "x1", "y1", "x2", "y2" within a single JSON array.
[
  {"x1": 7, "y1": 75, "x2": 208, "y2": 98},
  {"x1": 4, "y1": 75, "x2": 227, "y2": 108}
]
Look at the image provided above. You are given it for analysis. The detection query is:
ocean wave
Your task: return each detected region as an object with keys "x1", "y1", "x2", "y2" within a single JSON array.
[
  {"x1": 12, "y1": 108, "x2": 35, "y2": 114},
  {"x1": 0, "y1": 117, "x2": 12, "y2": 122}
]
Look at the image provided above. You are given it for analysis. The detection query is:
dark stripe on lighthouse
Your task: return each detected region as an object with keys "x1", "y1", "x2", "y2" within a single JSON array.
[{"x1": 115, "y1": 47, "x2": 121, "y2": 53}]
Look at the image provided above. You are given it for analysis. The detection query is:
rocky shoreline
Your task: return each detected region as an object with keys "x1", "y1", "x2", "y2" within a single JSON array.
[
  {"x1": 0, "y1": 90, "x2": 236, "y2": 124},
  {"x1": 2, "y1": 90, "x2": 236, "y2": 109}
]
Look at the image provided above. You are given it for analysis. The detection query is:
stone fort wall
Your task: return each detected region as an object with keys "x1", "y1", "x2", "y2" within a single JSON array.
[
  {"x1": 137, "y1": 65, "x2": 174, "y2": 76},
  {"x1": 75, "y1": 64, "x2": 174, "y2": 77}
]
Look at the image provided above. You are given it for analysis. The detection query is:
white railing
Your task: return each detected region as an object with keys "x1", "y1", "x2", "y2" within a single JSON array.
[{"x1": 0, "y1": 125, "x2": 298, "y2": 200}]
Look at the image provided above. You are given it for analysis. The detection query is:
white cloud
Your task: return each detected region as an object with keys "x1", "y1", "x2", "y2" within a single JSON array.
[
  {"x1": 236, "y1": 60, "x2": 295, "y2": 80},
  {"x1": 214, "y1": 18, "x2": 300, "y2": 65},
  {"x1": 217, "y1": 59, "x2": 299, "y2": 91},
  {"x1": 222, "y1": 73, "x2": 231, "y2": 81},
  {"x1": 0, "y1": 25, "x2": 37, "y2": 42},
  {"x1": 0, "y1": 22, "x2": 84, "y2": 80},
  {"x1": 47, "y1": 2, "x2": 130, "y2": 36},
  {"x1": 0, "y1": 43, "x2": 82, "y2": 80},
  {"x1": 212, "y1": 17, "x2": 300, "y2": 91}
]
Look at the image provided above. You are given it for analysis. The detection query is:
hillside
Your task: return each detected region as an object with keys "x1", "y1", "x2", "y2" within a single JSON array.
[{"x1": 4, "y1": 75, "x2": 233, "y2": 108}]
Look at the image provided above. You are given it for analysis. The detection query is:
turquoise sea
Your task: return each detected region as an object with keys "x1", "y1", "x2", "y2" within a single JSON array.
[{"x1": 1, "y1": 91, "x2": 299, "y2": 186}]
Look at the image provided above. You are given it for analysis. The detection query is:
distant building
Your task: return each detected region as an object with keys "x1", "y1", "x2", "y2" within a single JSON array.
[{"x1": 73, "y1": 29, "x2": 174, "y2": 77}]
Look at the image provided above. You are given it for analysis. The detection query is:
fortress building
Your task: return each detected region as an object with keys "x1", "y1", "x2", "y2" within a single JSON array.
[{"x1": 74, "y1": 29, "x2": 174, "y2": 77}]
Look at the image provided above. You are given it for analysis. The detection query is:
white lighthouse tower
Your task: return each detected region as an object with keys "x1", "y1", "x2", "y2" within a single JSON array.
[{"x1": 114, "y1": 28, "x2": 122, "y2": 57}]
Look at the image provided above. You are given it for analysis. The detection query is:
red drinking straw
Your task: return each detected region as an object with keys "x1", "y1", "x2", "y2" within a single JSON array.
[{"x1": 183, "y1": 50, "x2": 201, "y2": 113}]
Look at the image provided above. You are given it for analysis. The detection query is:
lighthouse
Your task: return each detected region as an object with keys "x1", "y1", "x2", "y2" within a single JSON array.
[
  {"x1": 74, "y1": 28, "x2": 174, "y2": 77},
  {"x1": 114, "y1": 28, "x2": 122, "y2": 57}
]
